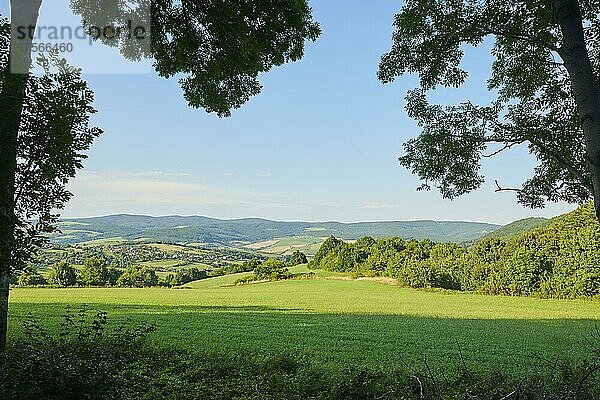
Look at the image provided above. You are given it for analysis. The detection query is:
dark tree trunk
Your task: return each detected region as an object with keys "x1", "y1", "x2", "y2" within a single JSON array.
[
  {"x1": 0, "y1": 0, "x2": 41, "y2": 352},
  {"x1": 554, "y1": 0, "x2": 600, "y2": 220}
]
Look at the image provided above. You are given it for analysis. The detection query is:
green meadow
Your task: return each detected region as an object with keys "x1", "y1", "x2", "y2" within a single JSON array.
[{"x1": 8, "y1": 268, "x2": 600, "y2": 375}]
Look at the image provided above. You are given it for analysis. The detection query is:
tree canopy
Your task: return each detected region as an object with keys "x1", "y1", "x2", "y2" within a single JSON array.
[
  {"x1": 70, "y1": 0, "x2": 321, "y2": 116},
  {"x1": 309, "y1": 202, "x2": 600, "y2": 299},
  {"x1": 379, "y1": 0, "x2": 600, "y2": 219}
]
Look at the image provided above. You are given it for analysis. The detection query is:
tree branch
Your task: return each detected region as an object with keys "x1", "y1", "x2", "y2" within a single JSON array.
[
  {"x1": 485, "y1": 28, "x2": 560, "y2": 53},
  {"x1": 494, "y1": 180, "x2": 523, "y2": 193},
  {"x1": 482, "y1": 142, "x2": 519, "y2": 158},
  {"x1": 528, "y1": 137, "x2": 594, "y2": 193}
]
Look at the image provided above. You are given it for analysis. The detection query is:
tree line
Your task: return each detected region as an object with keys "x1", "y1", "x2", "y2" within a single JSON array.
[
  {"x1": 309, "y1": 203, "x2": 600, "y2": 299},
  {"x1": 16, "y1": 258, "x2": 209, "y2": 288}
]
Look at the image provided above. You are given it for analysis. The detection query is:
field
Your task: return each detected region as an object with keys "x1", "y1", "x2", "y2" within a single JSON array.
[
  {"x1": 244, "y1": 237, "x2": 325, "y2": 255},
  {"x1": 8, "y1": 269, "x2": 600, "y2": 375}
]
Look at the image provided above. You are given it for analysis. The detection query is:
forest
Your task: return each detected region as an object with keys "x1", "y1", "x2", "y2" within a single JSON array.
[{"x1": 310, "y1": 202, "x2": 600, "y2": 299}]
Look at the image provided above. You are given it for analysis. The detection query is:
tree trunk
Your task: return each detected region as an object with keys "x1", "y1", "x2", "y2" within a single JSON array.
[
  {"x1": 0, "y1": 0, "x2": 41, "y2": 352},
  {"x1": 554, "y1": 0, "x2": 600, "y2": 221}
]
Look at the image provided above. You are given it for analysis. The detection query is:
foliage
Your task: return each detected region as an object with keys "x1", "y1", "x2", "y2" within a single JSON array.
[
  {"x1": 16, "y1": 266, "x2": 46, "y2": 286},
  {"x1": 0, "y1": 306, "x2": 155, "y2": 399},
  {"x1": 160, "y1": 267, "x2": 207, "y2": 287},
  {"x1": 234, "y1": 258, "x2": 313, "y2": 284},
  {"x1": 79, "y1": 257, "x2": 110, "y2": 286},
  {"x1": 211, "y1": 259, "x2": 262, "y2": 276},
  {"x1": 47, "y1": 261, "x2": 78, "y2": 287},
  {"x1": 378, "y1": 0, "x2": 599, "y2": 212},
  {"x1": 311, "y1": 202, "x2": 600, "y2": 299},
  {"x1": 2, "y1": 308, "x2": 600, "y2": 399},
  {"x1": 0, "y1": 21, "x2": 102, "y2": 274},
  {"x1": 253, "y1": 258, "x2": 292, "y2": 281},
  {"x1": 288, "y1": 250, "x2": 308, "y2": 266},
  {"x1": 117, "y1": 265, "x2": 158, "y2": 288},
  {"x1": 483, "y1": 217, "x2": 551, "y2": 239},
  {"x1": 70, "y1": 0, "x2": 321, "y2": 117}
]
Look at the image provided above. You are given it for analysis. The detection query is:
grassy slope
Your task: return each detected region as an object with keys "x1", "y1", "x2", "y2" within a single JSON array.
[
  {"x1": 483, "y1": 217, "x2": 551, "y2": 239},
  {"x1": 9, "y1": 270, "x2": 600, "y2": 375}
]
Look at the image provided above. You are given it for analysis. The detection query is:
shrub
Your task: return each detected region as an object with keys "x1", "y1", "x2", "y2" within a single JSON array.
[
  {"x1": 117, "y1": 265, "x2": 158, "y2": 288},
  {"x1": 211, "y1": 259, "x2": 262, "y2": 277},
  {"x1": 288, "y1": 250, "x2": 308, "y2": 266},
  {"x1": 16, "y1": 266, "x2": 47, "y2": 286},
  {"x1": 47, "y1": 261, "x2": 78, "y2": 287},
  {"x1": 161, "y1": 267, "x2": 208, "y2": 286},
  {"x1": 254, "y1": 258, "x2": 289, "y2": 280},
  {"x1": 0, "y1": 306, "x2": 156, "y2": 399}
]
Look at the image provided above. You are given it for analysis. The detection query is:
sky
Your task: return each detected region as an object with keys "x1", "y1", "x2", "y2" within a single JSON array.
[{"x1": 2, "y1": 0, "x2": 576, "y2": 224}]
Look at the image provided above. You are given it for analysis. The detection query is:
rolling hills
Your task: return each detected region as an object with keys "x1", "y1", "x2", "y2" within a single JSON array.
[{"x1": 50, "y1": 214, "x2": 500, "y2": 245}]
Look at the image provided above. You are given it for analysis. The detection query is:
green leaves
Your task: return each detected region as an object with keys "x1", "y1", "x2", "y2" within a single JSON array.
[
  {"x1": 71, "y1": 0, "x2": 321, "y2": 116},
  {"x1": 0, "y1": 16, "x2": 102, "y2": 273},
  {"x1": 379, "y1": 0, "x2": 599, "y2": 209}
]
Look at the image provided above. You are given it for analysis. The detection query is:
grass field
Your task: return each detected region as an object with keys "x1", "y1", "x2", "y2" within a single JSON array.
[
  {"x1": 245, "y1": 236, "x2": 325, "y2": 255},
  {"x1": 8, "y1": 270, "x2": 600, "y2": 375}
]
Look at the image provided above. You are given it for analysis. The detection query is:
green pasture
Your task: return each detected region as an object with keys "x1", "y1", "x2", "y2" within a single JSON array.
[
  {"x1": 8, "y1": 271, "x2": 600, "y2": 375},
  {"x1": 255, "y1": 236, "x2": 325, "y2": 255}
]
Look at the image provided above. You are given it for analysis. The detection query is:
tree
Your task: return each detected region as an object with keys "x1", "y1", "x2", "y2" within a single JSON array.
[
  {"x1": 117, "y1": 265, "x2": 158, "y2": 288},
  {"x1": 309, "y1": 236, "x2": 344, "y2": 268},
  {"x1": 79, "y1": 258, "x2": 109, "y2": 287},
  {"x1": 288, "y1": 250, "x2": 308, "y2": 266},
  {"x1": 378, "y1": 0, "x2": 600, "y2": 220},
  {"x1": 254, "y1": 258, "x2": 287, "y2": 280},
  {"x1": 47, "y1": 262, "x2": 78, "y2": 287},
  {"x1": 0, "y1": 0, "x2": 320, "y2": 351},
  {"x1": 16, "y1": 266, "x2": 46, "y2": 286},
  {"x1": 0, "y1": 16, "x2": 101, "y2": 349}
]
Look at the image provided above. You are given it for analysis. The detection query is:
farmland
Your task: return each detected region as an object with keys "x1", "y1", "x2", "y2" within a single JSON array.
[{"x1": 9, "y1": 267, "x2": 600, "y2": 375}]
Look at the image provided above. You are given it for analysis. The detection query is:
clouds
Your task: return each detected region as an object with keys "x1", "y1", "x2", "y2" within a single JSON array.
[{"x1": 61, "y1": 169, "x2": 574, "y2": 224}]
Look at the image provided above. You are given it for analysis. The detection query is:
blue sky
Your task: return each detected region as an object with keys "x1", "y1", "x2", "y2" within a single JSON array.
[{"x1": 3, "y1": 0, "x2": 575, "y2": 224}]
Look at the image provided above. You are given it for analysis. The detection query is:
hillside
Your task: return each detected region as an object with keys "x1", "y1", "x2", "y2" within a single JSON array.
[
  {"x1": 482, "y1": 217, "x2": 550, "y2": 239},
  {"x1": 49, "y1": 214, "x2": 500, "y2": 245}
]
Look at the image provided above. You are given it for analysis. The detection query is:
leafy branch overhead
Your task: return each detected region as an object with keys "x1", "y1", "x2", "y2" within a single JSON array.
[
  {"x1": 379, "y1": 0, "x2": 600, "y2": 216},
  {"x1": 70, "y1": 0, "x2": 321, "y2": 117}
]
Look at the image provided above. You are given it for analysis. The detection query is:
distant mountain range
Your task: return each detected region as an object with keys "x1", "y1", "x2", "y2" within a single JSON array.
[{"x1": 50, "y1": 214, "x2": 501, "y2": 245}]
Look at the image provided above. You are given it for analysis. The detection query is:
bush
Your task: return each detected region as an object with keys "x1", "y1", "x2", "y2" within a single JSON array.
[
  {"x1": 47, "y1": 261, "x2": 78, "y2": 287},
  {"x1": 288, "y1": 250, "x2": 308, "y2": 266},
  {"x1": 16, "y1": 266, "x2": 47, "y2": 286},
  {"x1": 254, "y1": 258, "x2": 289, "y2": 280},
  {"x1": 0, "y1": 306, "x2": 156, "y2": 400},
  {"x1": 117, "y1": 265, "x2": 158, "y2": 287},
  {"x1": 211, "y1": 259, "x2": 262, "y2": 277},
  {"x1": 161, "y1": 267, "x2": 208, "y2": 286}
]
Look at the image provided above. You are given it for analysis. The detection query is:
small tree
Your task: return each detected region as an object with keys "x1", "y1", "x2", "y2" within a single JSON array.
[
  {"x1": 16, "y1": 266, "x2": 46, "y2": 286},
  {"x1": 79, "y1": 258, "x2": 109, "y2": 287},
  {"x1": 117, "y1": 265, "x2": 158, "y2": 288},
  {"x1": 47, "y1": 262, "x2": 77, "y2": 287},
  {"x1": 288, "y1": 251, "x2": 308, "y2": 266},
  {"x1": 254, "y1": 259, "x2": 288, "y2": 280}
]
